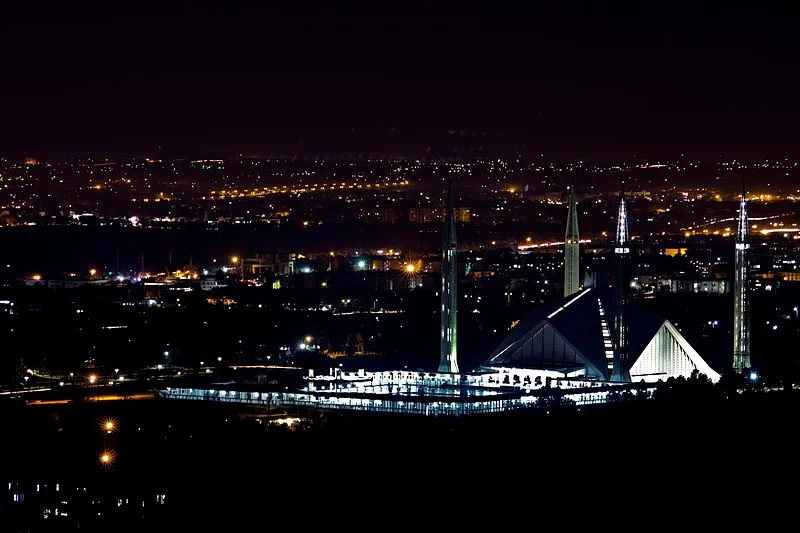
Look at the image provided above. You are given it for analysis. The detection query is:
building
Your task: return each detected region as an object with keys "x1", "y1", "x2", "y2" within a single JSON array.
[
  {"x1": 439, "y1": 178, "x2": 459, "y2": 373},
  {"x1": 409, "y1": 206, "x2": 470, "y2": 224},
  {"x1": 161, "y1": 182, "x2": 721, "y2": 416},
  {"x1": 611, "y1": 186, "x2": 631, "y2": 382},
  {"x1": 563, "y1": 184, "x2": 580, "y2": 297},
  {"x1": 733, "y1": 183, "x2": 751, "y2": 373},
  {"x1": 482, "y1": 286, "x2": 719, "y2": 383}
]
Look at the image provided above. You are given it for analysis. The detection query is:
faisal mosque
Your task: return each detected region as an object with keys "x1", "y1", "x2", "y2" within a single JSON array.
[{"x1": 163, "y1": 180, "x2": 752, "y2": 415}]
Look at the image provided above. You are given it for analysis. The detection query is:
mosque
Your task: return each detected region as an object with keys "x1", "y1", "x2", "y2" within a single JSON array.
[{"x1": 162, "y1": 180, "x2": 748, "y2": 415}]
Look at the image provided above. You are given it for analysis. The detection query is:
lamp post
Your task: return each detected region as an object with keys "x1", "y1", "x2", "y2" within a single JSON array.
[
  {"x1": 88, "y1": 374, "x2": 97, "y2": 401},
  {"x1": 231, "y1": 256, "x2": 244, "y2": 281}
]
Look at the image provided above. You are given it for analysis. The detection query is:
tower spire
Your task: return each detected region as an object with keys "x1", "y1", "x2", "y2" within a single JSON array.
[
  {"x1": 611, "y1": 184, "x2": 631, "y2": 382},
  {"x1": 439, "y1": 176, "x2": 459, "y2": 373},
  {"x1": 564, "y1": 182, "x2": 580, "y2": 297},
  {"x1": 733, "y1": 181, "x2": 751, "y2": 373}
]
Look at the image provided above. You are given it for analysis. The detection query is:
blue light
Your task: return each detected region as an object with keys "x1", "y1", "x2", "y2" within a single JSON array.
[
  {"x1": 749, "y1": 372, "x2": 758, "y2": 381},
  {"x1": 356, "y1": 259, "x2": 367, "y2": 269},
  {"x1": 301, "y1": 266, "x2": 311, "y2": 274}
]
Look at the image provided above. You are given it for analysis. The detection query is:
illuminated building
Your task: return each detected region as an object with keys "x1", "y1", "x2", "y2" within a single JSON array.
[
  {"x1": 733, "y1": 183, "x2": 751, "y2": 373},
  {"x1": 563, "y1": 183, "x2": 580, "y2": 297},
  {"x1": 439, "y1": 177, "x2": 459, "y2": 373},
  {"x1": 161, "y1": 182, "x2": 721, "y2": 415},
  {"x1": 611, "y1": 185, "x2": 631, "y2": 382}
]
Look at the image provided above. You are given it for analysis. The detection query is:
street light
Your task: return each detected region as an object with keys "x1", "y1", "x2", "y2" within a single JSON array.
[
  {"x1": 99, "y1": 450, "x2": 115, "y2": 467},
  {"x1": 231, "y1": 256, "x2": 244, "y2": 280},
  {"x1": 88, "y1": 374, "x2": 97, "y2": 384},
  {"x1": 102, "y1": 418, "x2": 116, "y2": 433}
]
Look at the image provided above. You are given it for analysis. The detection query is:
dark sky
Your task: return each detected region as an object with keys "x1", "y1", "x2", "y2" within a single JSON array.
[{"x1": 1, "y1": 2, "x2": 798, "y2": 160}]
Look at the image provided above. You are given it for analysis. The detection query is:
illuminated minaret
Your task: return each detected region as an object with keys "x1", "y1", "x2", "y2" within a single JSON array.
[
  {"x1": 733, "y1": 182, "x2": 751, "y2": 374},
  {"x1": 611, "y1": 185, "x2": 631, "y2": 382},
  {"x1": 439, "y1": 177, "x2": 459, "y2": 373},
  {"x1": 564, "y1": 183, "x2": 580, "y2": 297}
]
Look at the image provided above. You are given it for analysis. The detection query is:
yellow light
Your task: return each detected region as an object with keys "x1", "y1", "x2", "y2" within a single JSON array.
[
  {"x1": 99, "y1": 449, "x2": 115, "y2": 466},
  {"x1": 231, "y1": 256, "x2": 239, "y2": 264},
  {"x1": 32, "y1": 274, "x2": 41, "y2": 281},
  {"x1": 526, "y1": 237, "x2": 532, "y2": 242},
  {"x1": 405, "y1": 264, "x2": 416, "y2": 273},
  {"x1": 101, "y1": 418, "x2": 117, "y2": 433},
  {"x1": 89, "y1": 268, "x2": 97, "y2": 276},
  {"x1": 305, "y1": 335, "x2": 313, "y2": 343}
]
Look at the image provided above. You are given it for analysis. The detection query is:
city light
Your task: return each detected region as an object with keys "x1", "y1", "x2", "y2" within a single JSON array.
[
  {"x1": 231, "y1": 256, "x2": 239, "y2": 264},
  {"x1": 405, "y1": 264, "x2": 416, "y2": 273},
  {"x1": 356, "y1": 259, "x2": 367, "y2": 269},
  {"x1": 88, "y1": 374, "x2": 97, "y2": 384},
  {"x1": 99, "y1": 449, "x2": 115, "y2": 467},
  {"x1": 89, "y1": 269, "x2": 96, "y2": 277},
  {"x1": 101, "y1": 418, "x2": 117, "y2": 433}
]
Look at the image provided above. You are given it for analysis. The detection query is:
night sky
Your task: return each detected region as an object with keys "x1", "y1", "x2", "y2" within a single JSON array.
[{"x1": 1, "y1": 2, "x2": 798, "y2": 159}]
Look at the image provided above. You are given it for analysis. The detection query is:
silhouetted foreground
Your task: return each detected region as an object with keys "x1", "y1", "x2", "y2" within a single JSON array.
[{"x1": 2, "y1": 377, "x2": 798, "y2": 527}]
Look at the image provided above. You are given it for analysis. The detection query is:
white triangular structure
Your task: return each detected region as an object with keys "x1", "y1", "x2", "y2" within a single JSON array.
[{"x1": 629, "y1": 320, "x2": 721, "y2": 383}]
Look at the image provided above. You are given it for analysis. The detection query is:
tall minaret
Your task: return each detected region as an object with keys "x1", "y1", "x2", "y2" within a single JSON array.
[
  {"x1": 564, "y1": 183, "x2": 580, "y2": 297},
  {"x1": 611, "y1": 185, "x2": 631, "y2": 382},
  {"x1": 439, "y1": 177, "x2": 459, "y2": 373},
  {"x1": 733, "y1": 182, "x2": 751, "y2": 374}
]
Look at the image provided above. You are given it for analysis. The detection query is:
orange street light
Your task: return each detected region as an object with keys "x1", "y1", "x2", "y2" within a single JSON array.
[
  {"x1": 99, "y1": 449, "x2": 115, "y2": 467},
  {"x1": 101, "y1": 418, "x2": 117, "y2": 433}
]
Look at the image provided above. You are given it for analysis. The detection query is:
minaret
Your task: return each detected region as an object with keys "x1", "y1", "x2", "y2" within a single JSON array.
[
  {"x1": 733, "y1": 182, "x2": 751, "y2": 374},
  {"x1": 564, "y1": 183, "x2": 580, "y2": 297},
  {"x1": 439, "y1": 177, "x2": 459, "y2": 373},
  {"x1": 611, "y1": 185, "x2": 631, "y2": 382}
]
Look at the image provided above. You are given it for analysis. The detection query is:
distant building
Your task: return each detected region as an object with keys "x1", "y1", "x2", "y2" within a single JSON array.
[
  {"x1": 409, "y1": 207, "x2": 439, "y2": 223},
  {"x1": 409, "y1": 207, "x2": 470, "y2": 223},
  {"x1": 200, "y1": 278, "x2": 228, "y2": 291}
]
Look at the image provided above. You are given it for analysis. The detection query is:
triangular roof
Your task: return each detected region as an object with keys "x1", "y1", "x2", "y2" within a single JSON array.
[
  {"x1": 630, "y1": 320, "x2": 721, "y2": 382},
  {"x1": 483, "y1": 287, "x2": 721, "y2": 382},
  {"x1": 484, "y1": 288, "x2": 607, "y2": 378}
]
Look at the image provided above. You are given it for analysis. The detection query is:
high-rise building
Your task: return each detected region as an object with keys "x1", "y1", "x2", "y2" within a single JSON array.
[
  {"x1": 564, "y1": 184, "x2": 580, "y2": 297},
  {"x1": 439, "y1": 178, "x2": 459, "y2": 373},
  {"x1": 733, "y1": 183, "x2": 751, "y2": 374},
  {"x1": 611, "y1": 186, "x2": 631, "y2": 382}
]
